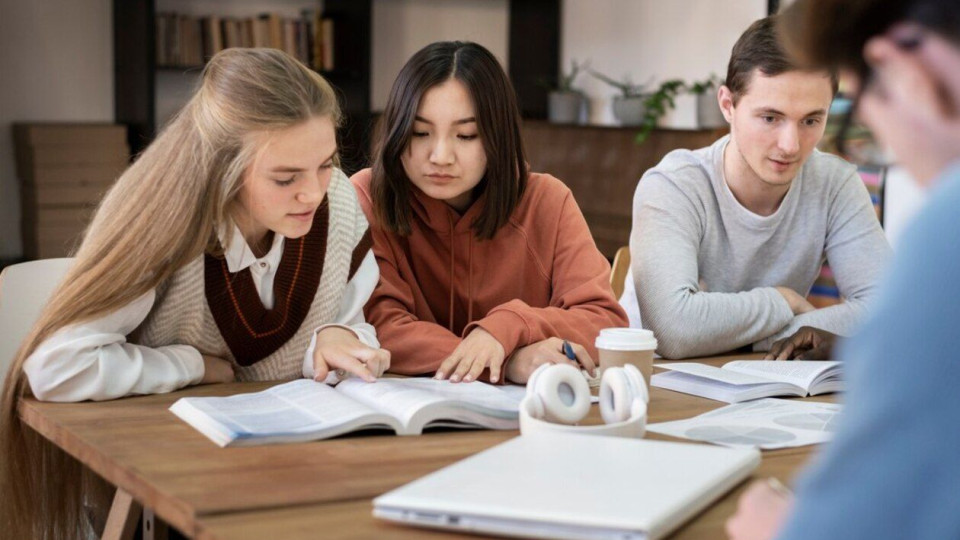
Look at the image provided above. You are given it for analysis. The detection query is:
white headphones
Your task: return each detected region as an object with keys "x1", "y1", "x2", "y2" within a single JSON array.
[{"x1": 519, "y1": 363, "x2": 648, "y2": 439}]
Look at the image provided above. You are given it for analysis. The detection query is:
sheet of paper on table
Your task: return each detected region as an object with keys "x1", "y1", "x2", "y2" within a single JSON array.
[{"x1": 646, "y1": 398, "x2": 842, "y2": 450}]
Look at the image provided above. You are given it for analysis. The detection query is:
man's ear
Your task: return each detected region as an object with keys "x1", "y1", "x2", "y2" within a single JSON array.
[{"x1": 718, "y1": 85, "x2": 735, "y2": 123}]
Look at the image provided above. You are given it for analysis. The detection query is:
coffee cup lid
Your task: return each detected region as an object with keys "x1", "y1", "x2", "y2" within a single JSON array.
[{"x1": 595, "y1": 328, "x2": 657, "y2": 351}]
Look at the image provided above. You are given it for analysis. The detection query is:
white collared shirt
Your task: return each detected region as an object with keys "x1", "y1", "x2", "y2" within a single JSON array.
[
  {"x1": 222, "y1": 224, "x2": 287, "y2": 309},
  {"x1": 22, "y1": 224, "x2": 380, "y2": 402}
]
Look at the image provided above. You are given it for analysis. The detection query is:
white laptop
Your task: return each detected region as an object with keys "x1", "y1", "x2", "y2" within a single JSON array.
[{"x1": 373, "y1": 434, "x2": 760, "y2": 540}]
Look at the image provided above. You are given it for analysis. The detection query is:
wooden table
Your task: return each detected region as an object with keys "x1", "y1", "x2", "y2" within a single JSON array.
[{"x1": 19, "y1": 354, "x2": 829, "y2": 539}]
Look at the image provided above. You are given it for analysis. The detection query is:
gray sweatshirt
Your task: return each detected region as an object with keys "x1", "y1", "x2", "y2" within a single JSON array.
[{"x1": 630, "y1": 135, "x2": 892, "y2": 359}]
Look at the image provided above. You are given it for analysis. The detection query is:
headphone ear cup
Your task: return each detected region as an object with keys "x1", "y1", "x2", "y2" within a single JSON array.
[
  {"x1": 530, "y1": 364, "x2": 591, "y2": 425},
  {"x1": 526, "y1": 363, "x2": 551, "y2": 397},
  {"x1": 622, "y1": 364, "x2": 649, "y2": 404},
  {"x1": 523, "y1": 394, "x2": 547, "y2": 420},
  {"x1": 599, "y1": 365, "x2": 648, "y2": 424},
  {"x1": 522, "y1": 364, "x2": 552, "y2": 420},
  {"x1": 600, "y1": 368, "x2": 629, "y2": 424}
]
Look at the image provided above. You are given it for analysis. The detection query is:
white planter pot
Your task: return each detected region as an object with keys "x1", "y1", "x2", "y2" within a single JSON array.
[
  {"x1": 696, "y1": 91, "x2": 726, "y2": 129},
  {"x1": 548, "y1": 91, "x2": 585, "y2": 124},
  {"x1": 612, "y1": 95, "x2": 646, "y2": 126}
]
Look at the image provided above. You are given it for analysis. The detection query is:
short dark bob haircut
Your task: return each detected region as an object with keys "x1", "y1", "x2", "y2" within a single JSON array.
[
  {"x1": 778, "y1": 0, "x2": 960, "y2": 157},
  {"x1": 726, "y1": 15, "x2": 839, "y2": 104},
  {"x1": 779, "y1": 0, "x2": 960, "y2": 77},
  {"x1": 370, "y1": 41, "x2": 527, "y2": 240}
]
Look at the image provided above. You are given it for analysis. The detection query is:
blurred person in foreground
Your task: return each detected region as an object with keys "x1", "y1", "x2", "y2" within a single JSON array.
[{"x1": 727, "y1": 0, "x2": 960, "y2": 538}]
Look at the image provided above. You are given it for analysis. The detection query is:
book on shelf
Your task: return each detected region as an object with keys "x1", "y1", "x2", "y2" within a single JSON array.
[
  {"x1": 251, "y1": 16, "x2": 268, "y2": 48},
  {"x1": 170, "y1": 378, "x2": 527, "y2": 447},
  {"x1": 320, "y1": 17, "x2": 334, "y2": 70},
  {"x1": 283, "y1": 19, "x2": 297, "y2": 58},
  {"x1": 263, "y1": 13, "x2": 283, "y2": 50},
  {"x1": 156, "y1": 11, "x2": 318, "y2": 68},
  {"x1": 201, "y1": 16, "x2": 223, "y2": 57},
  {"x1": 651, "y1": 360, "x2": 842, "y2": 403},
  {"x1": 222, "y1": 17, "x2": 239, "y2": 49}
]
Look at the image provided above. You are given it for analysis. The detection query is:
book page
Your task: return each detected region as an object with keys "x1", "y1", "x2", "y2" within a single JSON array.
[
  {"x1": 173, "y1": 380, "x2": 388, "y2": 441},
  {"x1": 657, "y1": 363, "x2": 778, "y2": 386},
  {"x1": 648, "y1": 398, "x2": 842, "y2": 450},
  {"x1": 723, "y1": 361, "x2": 840, "y2": 391},
  {"x1": 336, "y1": 377, "x2": 525, "y2": 428}
]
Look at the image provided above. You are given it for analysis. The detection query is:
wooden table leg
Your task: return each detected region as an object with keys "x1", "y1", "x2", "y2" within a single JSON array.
[
  {"x1": 143, "y1": 508, "x2": 169, "y2": 540},
  {"x1": 101, "y1": 488, "x2": 141, "y2": 540}
]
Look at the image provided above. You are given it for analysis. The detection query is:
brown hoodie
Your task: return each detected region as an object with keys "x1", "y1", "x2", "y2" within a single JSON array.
[{"x1": 351, "y1": 168, "x2": 628, "y2": 376}]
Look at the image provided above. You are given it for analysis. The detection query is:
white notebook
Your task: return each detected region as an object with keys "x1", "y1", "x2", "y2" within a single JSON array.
[{"x1": 374, "y1": 434, "x2": 760, "y2": 540}]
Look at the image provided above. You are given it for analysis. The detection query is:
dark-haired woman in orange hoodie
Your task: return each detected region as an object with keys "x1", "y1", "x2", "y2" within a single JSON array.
[{"x1": 352, "y1": 41, "x2": 627, "y2": 385}]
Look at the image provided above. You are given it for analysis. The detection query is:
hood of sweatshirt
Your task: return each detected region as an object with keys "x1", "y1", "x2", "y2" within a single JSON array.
[{"x1": 408, "y1": 185, "x2": 490, "y2": 333}]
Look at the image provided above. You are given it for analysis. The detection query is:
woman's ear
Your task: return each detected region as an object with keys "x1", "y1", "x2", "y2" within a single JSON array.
[{"x1": 718, "y1": 85, "x2": 735, "y2": 124}]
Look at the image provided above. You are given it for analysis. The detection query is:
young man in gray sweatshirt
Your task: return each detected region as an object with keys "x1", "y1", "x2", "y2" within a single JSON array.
[{"x1": 626, "y1": 16, "x2": 891, "y2": 359}]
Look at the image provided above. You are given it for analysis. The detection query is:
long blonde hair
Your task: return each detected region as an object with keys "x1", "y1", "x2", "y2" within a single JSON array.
[{"x1": 0, "y1": 48, "x2": 340, "y2": 539}]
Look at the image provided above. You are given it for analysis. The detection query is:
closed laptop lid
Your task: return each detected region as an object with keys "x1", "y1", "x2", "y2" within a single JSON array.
[{"x1": 374, "y1": 434, "x2": 760, "y2": 540}]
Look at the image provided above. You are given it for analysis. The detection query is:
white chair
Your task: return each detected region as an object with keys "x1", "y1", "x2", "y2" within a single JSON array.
[{"x1": 0, "y1": 258, "x2": 73, "y2": 384}]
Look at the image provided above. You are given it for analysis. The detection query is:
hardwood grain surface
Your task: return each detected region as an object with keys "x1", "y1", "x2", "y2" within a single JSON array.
[{"x1": 21, "y1": 353, "x2": 830, "y2": 538}]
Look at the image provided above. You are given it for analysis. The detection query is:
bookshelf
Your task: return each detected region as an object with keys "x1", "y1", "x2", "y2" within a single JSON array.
[{"x1": 114, "y1": 0, "x2": 559, "y2": 174}]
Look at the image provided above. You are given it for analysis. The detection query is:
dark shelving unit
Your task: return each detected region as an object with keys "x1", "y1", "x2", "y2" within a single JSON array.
[
  {"x1": 113, "y1": 0, "x2": 560, "y2": 174},
  {"x1": 114, "y1": 0, "x2": 156, "y2": 157},
  {"x1": 509, "y1": 0, "x2": 560, "y2": 120},
  {"x1": 320, "y1": 0, "x2": 373, "y2": 173}
]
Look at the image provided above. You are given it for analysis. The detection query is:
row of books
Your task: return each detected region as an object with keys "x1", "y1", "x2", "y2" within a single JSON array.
[{"x1": 155, "y1": 11, "x2": 334, "y2": 71}]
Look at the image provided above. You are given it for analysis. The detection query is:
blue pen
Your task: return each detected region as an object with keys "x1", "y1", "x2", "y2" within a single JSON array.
[
  {"x1": 564, "y1": 340, "x2": 597, "y2": 378},
  {"x1": 562, "y1": 340, "x2": 578, "y2": 364}
]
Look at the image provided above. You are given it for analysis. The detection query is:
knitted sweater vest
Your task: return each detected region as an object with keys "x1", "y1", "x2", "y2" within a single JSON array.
[{"x1": 133, "y1": 169, "x2": 369, "y2": 381}]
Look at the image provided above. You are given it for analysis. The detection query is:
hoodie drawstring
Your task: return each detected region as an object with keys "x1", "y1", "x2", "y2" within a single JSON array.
[
  {"x1": 467, "y1": 235, "x2": 474, "y2": 326},
  {"x1": 448, "y1": 213, "x2": 456, "y2": 333},
  {"x1": 447, "y1": 214, "x2": 476, "y2": 334}
]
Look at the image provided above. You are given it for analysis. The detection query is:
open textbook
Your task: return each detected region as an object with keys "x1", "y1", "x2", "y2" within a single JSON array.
[
  {"x1": 651, "y1": 360, "x2": 842, "y2": 403},
  {"x1": 170, "y1": 378, "x2": 527, "y2": 447}
]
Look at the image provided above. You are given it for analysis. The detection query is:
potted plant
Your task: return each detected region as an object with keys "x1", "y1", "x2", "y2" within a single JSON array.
[
  {"x1": 688, "y1": 74, "x2": 726, "y2": 129},
  {"x1": 546, "y1": 60, "x2": 587, "y2": 124},
  {"x1": 590, "y1": 70, "x2": 652, "y2": 126},
  {"x1": 633, "y1": 79, "x2": 687, "y2": 143}
]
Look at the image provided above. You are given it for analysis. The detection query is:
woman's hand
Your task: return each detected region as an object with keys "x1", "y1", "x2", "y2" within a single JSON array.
[
  {"x1": 505, "y1": 338, "x2": 596, "y2": 384},
  {"x1": 435, "y1": 328, "x2": 505, "y2": 383},
  {"x1": 314, "y1": 327, "x2": 391, "y2": 383},
  {"x1": 725, "y1": 479, "x2": 794, "y2": 540},
  {"x1": 200, "y1": 355, "x2": 235, "y2": 384}
]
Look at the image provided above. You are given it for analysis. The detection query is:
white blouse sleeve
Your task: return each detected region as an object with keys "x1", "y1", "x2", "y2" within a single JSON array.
[
  {"x1": 22, "y1": 290, "x2": 205, "y2": 402},
  {"x1": 302, "y1": 251, "x2": 381, "y2": 380}
]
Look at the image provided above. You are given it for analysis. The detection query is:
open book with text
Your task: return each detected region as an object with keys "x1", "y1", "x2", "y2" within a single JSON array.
[
  {"x1": 651, "y1": 360, "x2": 842, "y2": 403},
  {"x1": 170, "y1": 378, "x2": 526, "y2": 447}
]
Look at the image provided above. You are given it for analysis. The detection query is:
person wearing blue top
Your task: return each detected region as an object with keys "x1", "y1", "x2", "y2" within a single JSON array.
[{"x1": 726, "y1": 1, "x2": 960, "y2": 539}]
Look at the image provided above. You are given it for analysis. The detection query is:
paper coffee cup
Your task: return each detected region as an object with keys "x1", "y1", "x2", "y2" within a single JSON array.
[{"x1": 595, "y1": 328, "x2": 657, "y2": 385}]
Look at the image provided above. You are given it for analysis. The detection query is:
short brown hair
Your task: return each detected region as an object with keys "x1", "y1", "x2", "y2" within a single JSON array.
[
  {"x1": 726, "y1": 15, "x2": 839, "y2": 104},
  {"x1": 371, "y1": 41, "x2": 527, "y2": 240}
]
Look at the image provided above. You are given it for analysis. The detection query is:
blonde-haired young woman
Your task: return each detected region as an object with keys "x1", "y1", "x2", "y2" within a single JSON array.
[{"x1": 0, "y1": 48, "x2": 389, "y2": 538}]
